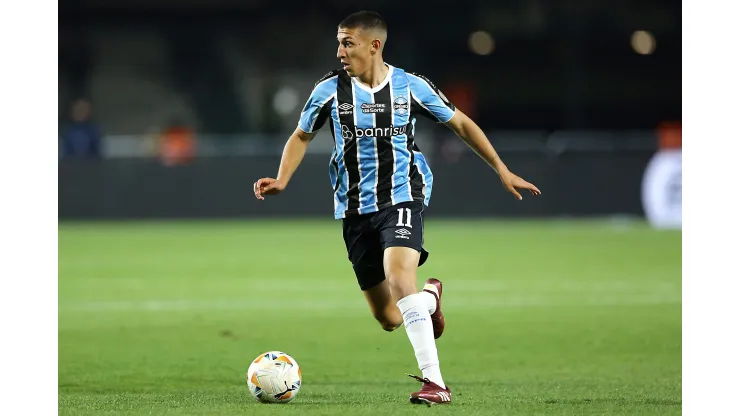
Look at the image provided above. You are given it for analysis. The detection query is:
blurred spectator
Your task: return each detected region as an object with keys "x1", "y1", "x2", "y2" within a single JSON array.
[
  {"x1": 658, "y1": 121, "x2": 682, "y2": 150},
  {"x1": 158, "y1": 119, "x2": 196, "y2": 166},
  {"x1": 61, "y1": 99, "x2": 102, "y2": 159}
]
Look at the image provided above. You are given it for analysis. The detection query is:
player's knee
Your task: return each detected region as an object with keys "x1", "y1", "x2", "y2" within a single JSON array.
[
  {"x1": 373, "y1": 311, "x2": 401, "y2": 332},
  {"x1": 384, "y1": 253, "x2": 419, "y2": 298},
  {"x1": 378, "y1": 319, "x2": 400, "y2": 332},
  {"x1": 386, "y1": 273, "x2": 417, "y2": 299}
]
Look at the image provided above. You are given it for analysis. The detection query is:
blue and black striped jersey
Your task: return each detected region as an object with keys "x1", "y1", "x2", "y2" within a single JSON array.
[{"x1": 298, "y1": 64, "x2": 456, "y2": 219}]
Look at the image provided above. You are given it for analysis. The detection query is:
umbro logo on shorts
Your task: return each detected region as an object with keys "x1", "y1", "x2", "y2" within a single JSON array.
[{"x1": 395, "y1": 228, "x2": 411, "y2": 239}]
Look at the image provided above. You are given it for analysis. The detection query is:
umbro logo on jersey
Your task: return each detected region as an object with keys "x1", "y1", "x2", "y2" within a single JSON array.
[{"x1": 338, "y1": 103, "x2": 354, "y2": 115}]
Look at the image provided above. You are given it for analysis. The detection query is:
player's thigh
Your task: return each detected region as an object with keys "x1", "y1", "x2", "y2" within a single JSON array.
[
  {"x1": 375, "y1": 201, "x2": 428, "y2": 296},
  {"x1": 342, "y1": 215, "x2": 386, "y2": 291},
  {"x1": 376, "y1": 200, "x2": 429, "y2": 266}
]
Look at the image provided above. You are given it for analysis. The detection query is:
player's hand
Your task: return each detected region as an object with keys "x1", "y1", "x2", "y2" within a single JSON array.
[
  {"x1": 253, "y1": 178, "x2": 286, "y2": 200},
  {"x1": 499, "y1": 171, "x2": 541, "y2": 201}
]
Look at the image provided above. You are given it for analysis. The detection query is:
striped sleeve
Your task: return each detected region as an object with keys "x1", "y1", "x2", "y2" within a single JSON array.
[
  {"x1": 298, "y1": 70, "x2": 338, "y2": 133},
  {"x1": 407, "y1": 72, "x2": 456, "y2": 123}
]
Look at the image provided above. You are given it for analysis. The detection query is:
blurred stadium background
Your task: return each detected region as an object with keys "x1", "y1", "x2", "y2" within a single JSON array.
[
  {"x1": 58, "y1": 0, "x2": 682, "y2": 414},
  {"x1": 58, "y1": 0, "x2": 681, "y2": 222}
]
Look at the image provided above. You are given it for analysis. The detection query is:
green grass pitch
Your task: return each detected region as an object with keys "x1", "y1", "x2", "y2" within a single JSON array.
[{"x1": 59, "y1": 219, "x2": 681, "y2": 415}]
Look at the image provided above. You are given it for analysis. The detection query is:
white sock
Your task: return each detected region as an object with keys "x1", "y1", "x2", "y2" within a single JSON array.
[
  {"x1": 397, "y1": 293, "x2": 446, "y2": 389},
  {"x1": 420, "y1": 287, "x2": 437, "y2": 315}
]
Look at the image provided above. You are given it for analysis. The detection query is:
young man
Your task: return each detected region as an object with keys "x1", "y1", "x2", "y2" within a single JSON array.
[{"x1": 253, "y1": 11, "x2": 541, "y2": 405}]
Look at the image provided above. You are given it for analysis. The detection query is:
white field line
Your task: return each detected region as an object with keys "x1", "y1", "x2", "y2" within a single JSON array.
[{"x1": 60, "y1": 293, "x2": 680, "y2": 313}]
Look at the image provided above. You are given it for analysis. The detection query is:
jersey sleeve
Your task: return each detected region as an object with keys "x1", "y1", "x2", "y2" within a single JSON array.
[
  {"x1": 407, "y1": 72, "x2": 456, "y2": 123},
  {"x1": 298, "y1": 70, "x2": 338, "y2": 134}
]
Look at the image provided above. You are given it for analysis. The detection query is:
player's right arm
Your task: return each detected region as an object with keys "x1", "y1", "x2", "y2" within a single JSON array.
[
  {"x1": 254, "y1": 70, "x2": 338, "y2": 200},
  {"x1": 253, "y1": 127, "x2": 314, "y2": 200}
]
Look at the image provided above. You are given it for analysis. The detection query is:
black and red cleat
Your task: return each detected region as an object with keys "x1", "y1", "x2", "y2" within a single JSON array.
[
  {"x1": 407, "y1": 374, "x2": 452, "y2": 405},
  {"x1": 423, "y1": 278, "x2": 445, "y2": 339}
]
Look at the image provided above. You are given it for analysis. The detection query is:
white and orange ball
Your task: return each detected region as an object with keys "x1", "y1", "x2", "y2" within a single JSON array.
[{"x1": 246, "y1": 351, "x2": 302, "y2": 403}]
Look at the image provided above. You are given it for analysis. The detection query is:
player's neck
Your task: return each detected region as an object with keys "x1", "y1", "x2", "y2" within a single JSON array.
[{"x1": 357, "y1": 61, "x2": 388, "y2": 88}]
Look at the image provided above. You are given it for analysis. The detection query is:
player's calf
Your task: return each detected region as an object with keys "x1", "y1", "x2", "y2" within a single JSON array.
[{"x1": 385, "y1": 247, "x2": 447, "y2": 390}]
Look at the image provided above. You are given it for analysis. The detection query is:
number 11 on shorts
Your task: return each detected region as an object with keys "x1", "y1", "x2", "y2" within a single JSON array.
[{"x1": 396, "y1": 208, "x2": 412, "y2": 228}]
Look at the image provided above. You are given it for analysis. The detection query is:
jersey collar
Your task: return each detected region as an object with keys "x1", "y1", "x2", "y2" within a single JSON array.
[{"x1": 351, "y1": 64, "x2": 394, "y2": 94}]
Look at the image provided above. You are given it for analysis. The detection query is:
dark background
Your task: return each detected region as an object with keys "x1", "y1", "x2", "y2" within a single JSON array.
[{"x1": 58, "y1": 0, "x2": 680, "y2": 219}]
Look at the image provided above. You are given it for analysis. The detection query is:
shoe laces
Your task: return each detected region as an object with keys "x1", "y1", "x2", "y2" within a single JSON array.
[{"x1": 407, "y1": 373, "x2": 440, "y2": 392}]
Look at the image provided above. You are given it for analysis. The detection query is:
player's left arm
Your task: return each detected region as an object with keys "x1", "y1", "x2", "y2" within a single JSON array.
[
  {"x1": 444, "y1": 109, "x2": 541, "y2": 200},
  {"x1": 407, "y1": 71, "x2": 540, "y2": 200}
]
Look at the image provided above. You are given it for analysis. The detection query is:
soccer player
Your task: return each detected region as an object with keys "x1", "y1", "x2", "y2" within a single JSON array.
[{"x1": 253, "y1": 11, "x2": 541, "y2": 405}]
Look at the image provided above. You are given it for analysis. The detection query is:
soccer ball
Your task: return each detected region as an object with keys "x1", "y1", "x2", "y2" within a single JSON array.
[{"x1": 246, "y1": 351, "x2": 302, "y2": 403}]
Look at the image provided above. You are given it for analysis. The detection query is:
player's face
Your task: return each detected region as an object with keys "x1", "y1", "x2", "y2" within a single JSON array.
[{"x1": 336, "y1": 28, "x2": 373, "y2": 77}]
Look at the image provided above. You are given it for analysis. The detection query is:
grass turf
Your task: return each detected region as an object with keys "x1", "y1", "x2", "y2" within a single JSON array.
[{"x1": 59, "y1": 219, "x2": 681, "y2": 415}]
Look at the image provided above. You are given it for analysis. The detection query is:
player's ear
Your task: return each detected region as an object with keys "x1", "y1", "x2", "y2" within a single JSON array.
[{"x1": 371, "y1": 39, "x2": 382, "y2": 54}]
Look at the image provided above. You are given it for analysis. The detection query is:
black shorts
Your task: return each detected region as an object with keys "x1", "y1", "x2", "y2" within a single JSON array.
[{"x1": 342, "y1": 200, "x2": 429, "y2": 291}]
